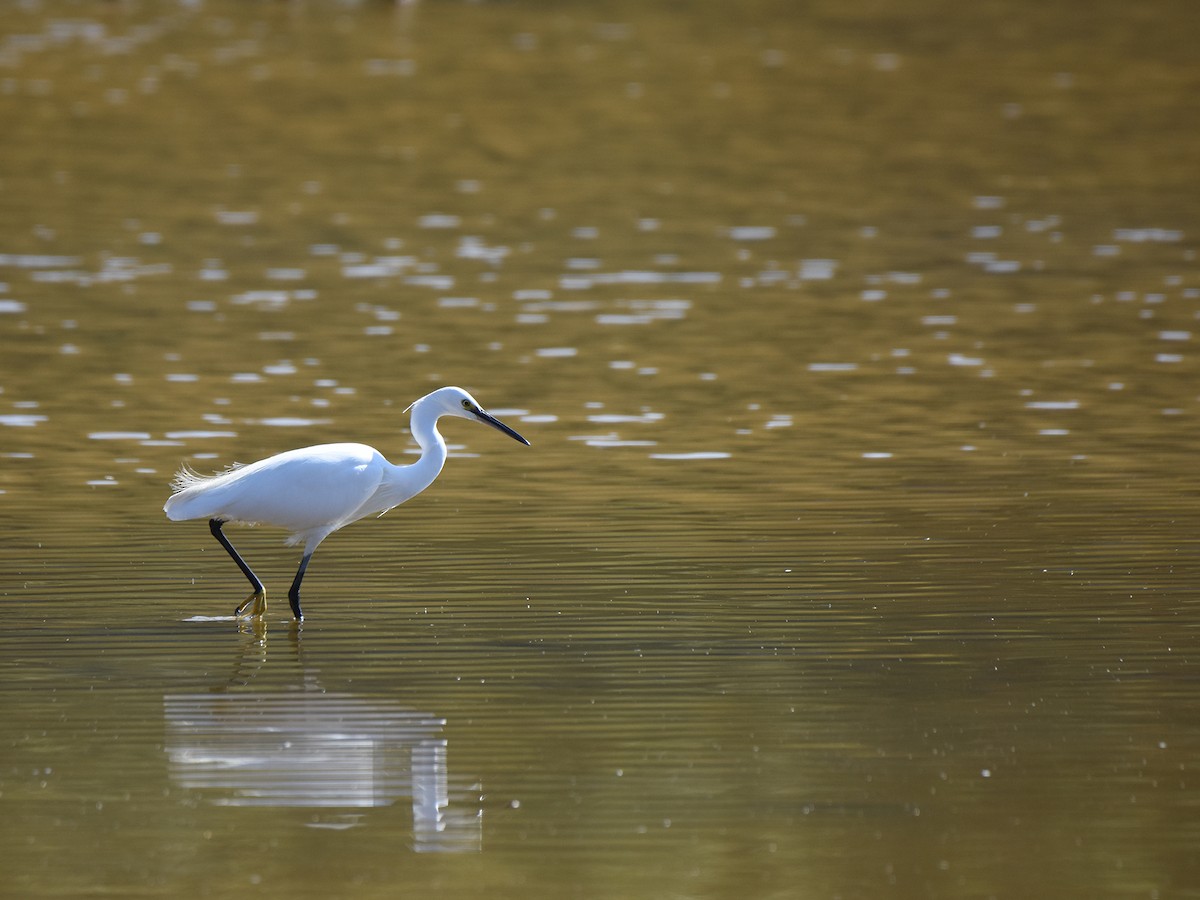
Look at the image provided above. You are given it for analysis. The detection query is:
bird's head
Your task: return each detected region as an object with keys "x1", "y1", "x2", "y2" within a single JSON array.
[{"x1": 413, "y1": 386, "x2": 531, "y2": 445}]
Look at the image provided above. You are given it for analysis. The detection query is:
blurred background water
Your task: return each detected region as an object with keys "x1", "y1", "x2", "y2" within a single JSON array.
[{"x1": 2, "y1": 1, "x2": 1199, "y2": 897}]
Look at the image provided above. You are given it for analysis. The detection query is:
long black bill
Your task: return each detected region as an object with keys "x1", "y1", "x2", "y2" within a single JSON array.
[{"x1": 473, "y1": 408, "x2": 531, "y2": 445}]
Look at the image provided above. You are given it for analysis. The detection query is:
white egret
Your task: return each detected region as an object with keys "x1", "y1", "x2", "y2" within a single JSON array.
[{"x1": 164, "y1": 386, "x2": 530, "y2": 621}]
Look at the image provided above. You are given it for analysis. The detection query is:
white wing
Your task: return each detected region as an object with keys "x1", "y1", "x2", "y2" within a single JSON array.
[{"x1": 164, "y1": 443, "x2": 389, "y2": 545}]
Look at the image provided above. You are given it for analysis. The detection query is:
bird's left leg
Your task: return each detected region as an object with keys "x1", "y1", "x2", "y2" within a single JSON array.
[
  {"x1": 287, "y1": 552, "x2": 312, "y2": 622},
  {"x1": 209, "y1": 519, "x2": 267, "y2": 618}
]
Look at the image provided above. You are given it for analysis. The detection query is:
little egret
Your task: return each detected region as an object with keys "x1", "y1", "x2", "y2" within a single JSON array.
[{"x1": 163, "y1": 386, "x2": 530, "y2": 621}]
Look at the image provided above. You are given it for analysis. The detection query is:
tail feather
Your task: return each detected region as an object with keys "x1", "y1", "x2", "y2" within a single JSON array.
[
  {"x1": 169, "y1": 461, "x2": 243, "y2": 492},
  {"x1": 169, "y1": 463, "x2": 204, "y2": 493},
  {"x1": 164, "y1": 461, "x2": 244, "y2": 520}
]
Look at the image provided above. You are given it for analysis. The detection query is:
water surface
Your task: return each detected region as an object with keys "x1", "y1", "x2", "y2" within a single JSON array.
[{"x1": 2, "y1": 1, "x2": 1200, "y2": 897}]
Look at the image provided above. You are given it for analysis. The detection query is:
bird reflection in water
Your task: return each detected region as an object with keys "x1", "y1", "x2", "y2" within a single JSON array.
[{"x1": 163, "y1": 628, "x2": 480, "y2": 852}]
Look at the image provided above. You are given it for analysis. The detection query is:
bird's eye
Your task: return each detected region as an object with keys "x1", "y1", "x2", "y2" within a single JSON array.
[{"x1": 461, "y1": 399, "x2": 473, "y2": 410}]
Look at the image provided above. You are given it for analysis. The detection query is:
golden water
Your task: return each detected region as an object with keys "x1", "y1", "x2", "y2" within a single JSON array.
[{"x1": 2, "y1": 1, "x2": 1199, "y2": 897}]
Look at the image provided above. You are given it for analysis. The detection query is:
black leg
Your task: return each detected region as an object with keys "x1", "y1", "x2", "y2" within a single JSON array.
[
  {"x1": 287, "y1": 552, "x2": 312, "y2": 622},
  {"x1": 209, "y1": 519, "x2": 267, "y2": 617}
]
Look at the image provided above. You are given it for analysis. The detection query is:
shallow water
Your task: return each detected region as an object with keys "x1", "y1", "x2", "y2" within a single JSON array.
[{"x1": 3, "y1": 1, "x2": 1200, "y2": 897}]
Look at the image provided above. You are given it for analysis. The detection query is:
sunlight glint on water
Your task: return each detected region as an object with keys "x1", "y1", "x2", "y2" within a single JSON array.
[{"x1": 2, "y1": 1, "x2": 1200, "y2": 897}]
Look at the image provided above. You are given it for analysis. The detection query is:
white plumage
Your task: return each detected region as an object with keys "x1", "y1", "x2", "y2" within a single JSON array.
[{"x1": 164, "y1": 386, "x2": 530, "y2": 621}]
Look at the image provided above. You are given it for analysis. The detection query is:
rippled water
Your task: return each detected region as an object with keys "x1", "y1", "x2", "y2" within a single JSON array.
[{"x1": 3, "y1": 1, "x2": 1200, "y2": 897}]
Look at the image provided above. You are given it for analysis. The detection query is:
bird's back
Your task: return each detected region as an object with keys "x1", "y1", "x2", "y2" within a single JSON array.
[{"x1": 164, "y1": 443, "x2": 392, "y2": 545}]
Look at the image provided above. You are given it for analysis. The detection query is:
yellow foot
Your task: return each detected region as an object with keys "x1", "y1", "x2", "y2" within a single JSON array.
[{"x1": 234, "y1": 589, "x2": 267, "y2": 618}]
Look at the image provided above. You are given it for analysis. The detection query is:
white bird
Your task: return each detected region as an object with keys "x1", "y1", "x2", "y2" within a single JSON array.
[{"x1": 164, "y1": 386, "x2": 530, "y2": 621}]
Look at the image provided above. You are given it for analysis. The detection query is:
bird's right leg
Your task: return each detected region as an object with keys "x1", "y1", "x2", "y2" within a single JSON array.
[
  {"x1": 209, "y1": 519, "x2": 267, "y2": 618},
  {"x1": 286, "y1": 552, "x2": 312, "y2": 623}
]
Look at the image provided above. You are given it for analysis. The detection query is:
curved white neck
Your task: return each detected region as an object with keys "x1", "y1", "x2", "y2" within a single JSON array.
[{"x1": 403, "y1": 400, "x2": 449, "y2": 495}]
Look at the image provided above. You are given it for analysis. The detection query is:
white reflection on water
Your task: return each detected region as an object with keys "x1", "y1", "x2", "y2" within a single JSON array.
[
  {"x1": 587, "y1": 412, "x2": 664, "y2": 424},
  {"x1": 164, "y1": 692, "x2": 481, "y2": 852},
  {"x1": 1025, "y1": 400, "x2": 1080, "y2": 410},
  {"x1": 457, "y1": 236, "x2": 508, "y2": 263},
  {"x1": 726, "y1": 226, "x2": 776, "y2": 241},
  {"x1": 165, "y1": 429, "x2": 238, "y2": 440},
  {"x1": 648, "y1": 451, "x2": 730, "y2": 460},
  {"x1": 343, "y1": 258, "x2": 415, "y2": 278},
  {"x1": 559, "y1": 270, "x2": 720, "y2": 289},
  {"x1": 249, "y1": 417, "x2": 332, "y2": 428},
  {"x1": 1113, "y1": 228, "x2": 1183, "y2": 243},
  {"x1": 418, "y1": 214, "x2": 461, "y2": 229},
  {"x1": 585, "y1": 438, "x2": 657, "y2": 448},
  {"x1": 89, "y1": 431, "x2": 152, "y2": 440},
  {"x1": 214, "y1": 209, "x2": 258, "y2": 226},
  {"x1": 230, "y1": 289, "x2": 316, "y2": 309},
  {"x1": 798, "y1": 258, "x2": 837, "y2": 280},
  {"x1": 0, "y1": 253, "x2": 82, "y2": 267}
]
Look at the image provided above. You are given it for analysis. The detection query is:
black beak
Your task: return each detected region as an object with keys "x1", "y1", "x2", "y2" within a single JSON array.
[{"x1": 473, "y1": 409, "x2": 531, "y2": 446}]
